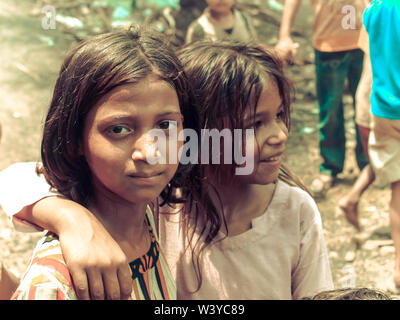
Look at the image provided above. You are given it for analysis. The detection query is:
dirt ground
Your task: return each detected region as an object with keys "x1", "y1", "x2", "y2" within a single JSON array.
[{"x1": 0, "y1": 0, "x2": 398, "y2": 298}]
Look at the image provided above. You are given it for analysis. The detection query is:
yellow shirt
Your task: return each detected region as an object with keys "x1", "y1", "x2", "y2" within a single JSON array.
[{"x1": 310, "y1": 0, "x2": 366, "y2": 52}]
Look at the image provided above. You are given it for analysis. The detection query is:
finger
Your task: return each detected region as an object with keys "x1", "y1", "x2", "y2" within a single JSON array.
[
  {"x1": 70, "y1": 269, "x2": 90, "y2": 300},
  {"x1": 87, "y1": 269, "x2": 105, "y2": 300},
  {"x1": 102, "y1": 270, "x2": 122, "y2": 300},
  {"x1": 118, "y1": 266, "x2": 133, "y2": 300}
]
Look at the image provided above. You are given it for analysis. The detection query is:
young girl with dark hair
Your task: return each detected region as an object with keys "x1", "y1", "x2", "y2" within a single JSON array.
[
  {"x1": 0, "y1": 40, "x2": 332, "y2": 299},
  {"x1": 162, "y1": 41, "x2": 332, "y2": 299},
  {"x1": 4, "y1": 27, "x2": 199, "y2": 300}
]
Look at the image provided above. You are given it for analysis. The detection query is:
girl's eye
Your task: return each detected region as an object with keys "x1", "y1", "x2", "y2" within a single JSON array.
[
  {"x1": 246, "y1": 120, "x2": 262, "y2": 130},
  {"x1": 157, "y1": 120, "x2": 178, "y2": 130},
  {"x1": 276, "y1": 110, "x2": 285, "y2": 120},
  {"x1": 253, "y1": 120, "x2": 263, "y2": 129},
  {"x1": 107, "y1": 125, "x2": 132, "y2": 136}
]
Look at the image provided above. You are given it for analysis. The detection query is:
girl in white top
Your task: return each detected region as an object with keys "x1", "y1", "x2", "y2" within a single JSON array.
[{"x1": 0, "y1": 41, "x2": 333, "y2": 299}]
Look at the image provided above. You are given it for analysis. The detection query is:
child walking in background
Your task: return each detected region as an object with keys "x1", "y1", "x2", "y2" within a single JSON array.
[
  {"x1": 0, "y1": 41, "x2": 333, "y2": 299},
  {"x1": 338, "y1": 23, "x2": 375, "y2": 232},
  {"x1": 185, "y1": 0, "x2": 257, "y2": 43},
  {"x1": 275, "y1": 0, "x2": 369, "y2": 197},
  {"x1": 4, "y1": 27, "x2": 201, "y2": 300},
  {"x1": 363, "y1": 0, "x2": 400, "y2": 288}
]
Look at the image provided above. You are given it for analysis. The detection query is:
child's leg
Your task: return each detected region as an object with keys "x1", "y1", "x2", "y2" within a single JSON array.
[
  {"x1": 314, "y1": 49, "x2": 348, "y2": 178},
  {"x1": 369, "y1": 116, "x2": 400, "y2": 286},
  {"x1": 390, "y1": 180, "x2": 400, "y2": 287},
  {"x1": 358, "y1": 125, "x2": 370, "y2": 161},
  {"x1": 338, "y1": 164, "x2": 374, "y2": 231},
  {"x1": 347, "y1": 49, "x2": 369, "y2": 171},
  {"x1": 338, "y1": 123, "x2": 374, "y2": 231}
]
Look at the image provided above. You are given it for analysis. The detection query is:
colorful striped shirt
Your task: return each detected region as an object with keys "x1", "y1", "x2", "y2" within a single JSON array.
[{"x1": 11, "y1": 208, "x2": 176, "y2": 300}]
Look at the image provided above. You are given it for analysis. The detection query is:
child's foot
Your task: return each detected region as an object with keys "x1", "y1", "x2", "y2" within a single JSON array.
[
  {"x1": 310, "y1": 174, "x2": 334, "y2": 198},
  {"x1": 338, "y1": 197, "x2": 361, "y2": 232}
]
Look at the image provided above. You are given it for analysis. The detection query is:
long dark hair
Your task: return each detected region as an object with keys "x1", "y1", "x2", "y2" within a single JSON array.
[
  {"x1": 40, "y1": 26, "x2": 198, "y2": 207},
  {"x1": 177, "y1": 40, "x2": 308, "y2": 292}
]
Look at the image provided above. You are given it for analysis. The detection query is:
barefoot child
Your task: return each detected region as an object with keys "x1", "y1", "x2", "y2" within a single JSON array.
[
  {"x1": 0, "y1": 41, "x2": 333, "y2": 299},
  {"x1": 2, "y1": 27, "x2": 199, "y2": 300},
  {"x1": 338, "y1": 23, "x2": 375, "y2": 232},
  {"x1": 275, "y1": 0, "x2": 369, "y2": 197}
]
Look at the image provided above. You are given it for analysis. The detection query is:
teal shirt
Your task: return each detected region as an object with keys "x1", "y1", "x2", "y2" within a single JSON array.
[{"x1": 363, "y1": 0, "x2": 400, "y2": 119}]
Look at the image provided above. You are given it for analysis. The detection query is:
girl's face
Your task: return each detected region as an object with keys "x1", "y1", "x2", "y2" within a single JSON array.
[
  {"x1": 82, "y1": 76, "x2": 183, "y2": 205},
  {"x1": 206, "y1": 0, "x2": 235, "y2": 14},
  {"x1": 237, "y1": 78, "x2": 288, "y2": 185}
]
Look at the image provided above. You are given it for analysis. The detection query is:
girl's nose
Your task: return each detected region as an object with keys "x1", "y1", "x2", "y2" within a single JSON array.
[
  {"x1": 266, "y1": 122, "x2": 288, "y2": 145},
  {"x1": 132, "y1": 133, "x2": 163, "y2": 163}
]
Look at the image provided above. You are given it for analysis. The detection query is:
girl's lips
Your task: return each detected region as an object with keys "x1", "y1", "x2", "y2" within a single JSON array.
[
  {"x1": 128, "y1": 172, "x2": 163, "y2": 178},
  {"x1": 261, "y1": 152, "x2": 283, "y2": 162},
  {"x1": 127, "y1": 172, "x2": 164, "y2": 186},
  {"x1": 259, "y1": 153, "x2": 283, "y2": 169},
  {"x1": 263, "y1": 156, "x2": 280, "y2": 162}
]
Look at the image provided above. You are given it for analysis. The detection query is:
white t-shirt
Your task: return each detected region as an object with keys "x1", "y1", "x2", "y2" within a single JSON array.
[
  {"x1": 159, "y1": 180, "x2": 333, "y2": 300},
  {"x1": 0, "y1": 163, "x2": 333, "y2": 299}
]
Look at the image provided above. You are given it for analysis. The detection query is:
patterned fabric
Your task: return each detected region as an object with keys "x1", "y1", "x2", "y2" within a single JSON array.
[{"x1": 11, "y1": 208, "x2": 176, "y2": 300}]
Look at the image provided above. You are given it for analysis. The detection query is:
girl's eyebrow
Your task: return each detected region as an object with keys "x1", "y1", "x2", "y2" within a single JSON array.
[
  {"x1": 256, "y1": 103, "x2": 284, "y2": 116},
  {"x1": 156, "y1": 111, "x2": 183, "y2": 118},
  {"x1": 245, "y1": 103, "x2": 284, "y2": 121},
  {"x1": 98, "y1": 110, "x2": 182, "y2": 123}
]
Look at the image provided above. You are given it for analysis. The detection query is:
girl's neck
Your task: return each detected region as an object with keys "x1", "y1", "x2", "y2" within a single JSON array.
[
  {"x1": 210, "y1": 181, "x2": 277, "y2": 237},
  {"x1": 89, "y1": 196, "x2": 150, "y2": 261}
]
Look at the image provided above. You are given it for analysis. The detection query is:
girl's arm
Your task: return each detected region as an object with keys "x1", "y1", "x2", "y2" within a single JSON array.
[
  {"x1": 0, "y1": 162, "x2": 132, "y2": 300},
  {"x1": 28, "y1": 197, "x2": 132, "y2": 300},
  {"x1": 291, "y1": 193, "x2": 334, "y2": 299}
]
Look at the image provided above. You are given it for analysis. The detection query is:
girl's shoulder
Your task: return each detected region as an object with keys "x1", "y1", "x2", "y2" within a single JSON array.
[
  {"x1": 274, "y1": 180, "x2": 320, "y2": 220},
  {"x1": 276, "y1": 180, "x2": 316, "y2": 205},
  {"x1": 271, "y1": 182, "x2": 323, "y2": 238}
]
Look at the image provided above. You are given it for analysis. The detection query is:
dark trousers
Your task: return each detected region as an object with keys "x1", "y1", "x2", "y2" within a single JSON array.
[{"x1": 315, "y1": 48, "x2": 369, "y2": 176}]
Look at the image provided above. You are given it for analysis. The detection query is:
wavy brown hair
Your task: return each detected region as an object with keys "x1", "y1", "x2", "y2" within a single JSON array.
[
  {"x1": 177, "y1": 40, "x2": 309, "y2": 292},
  {"x1": 40, "y1": 26, "x2": 198, "y2": 207}
]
